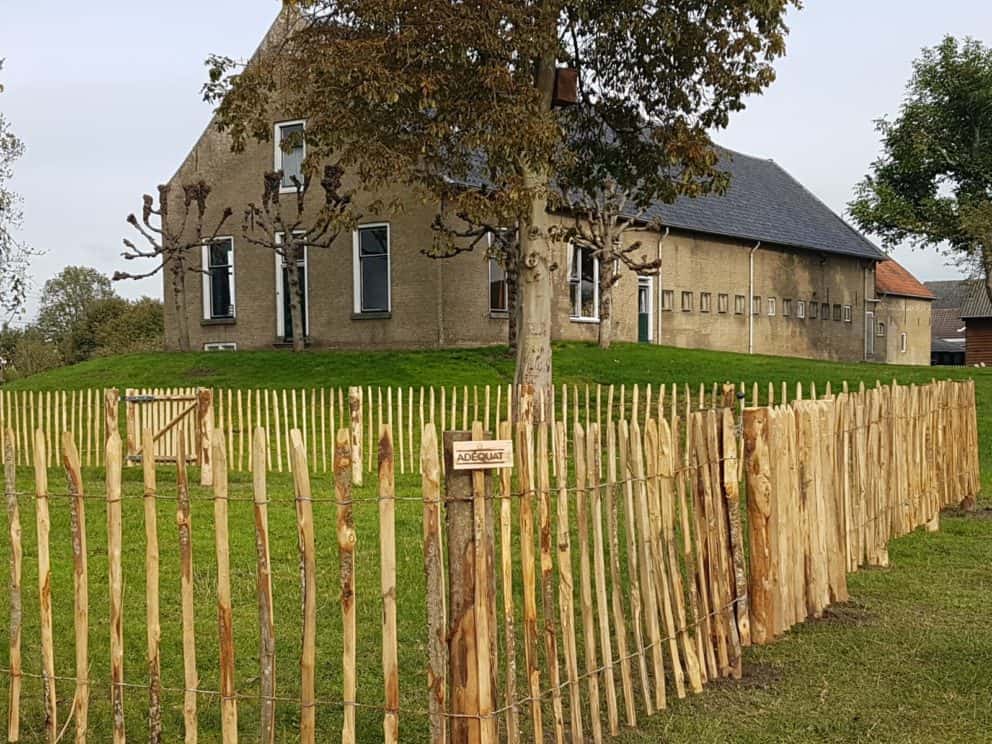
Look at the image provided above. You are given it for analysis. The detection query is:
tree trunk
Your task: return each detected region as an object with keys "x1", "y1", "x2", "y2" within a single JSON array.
[
  {"x1": 513, "y1": 51, "x2": 557, "y2": 396},
  {"x1": 285, "y1": 244, "x2": 307, "y2": 353},
  {"x1": 171, "y1": 260, "x2": 191, "y2": 353},
  {"x1": 598, "y1": 279, "x2": 613, "y2": 350},
  {"x1": 507, "y1": 273, "x2": 519, "y2": 352}
]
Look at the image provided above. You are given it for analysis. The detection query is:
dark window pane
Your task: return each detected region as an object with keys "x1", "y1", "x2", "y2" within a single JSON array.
[
  {"x1": 282, "y1": 263, "x2": 307, "y2": 339},
  {"x1": 359, "y1": 226, "x2": 389, "y2": 256},
  {"x1": 210, "y1": 267, "x2": 231, "y2": 318},
  {"x1": 209, "y1": 242, "x2": 230, "y2": 268},
  {"x1": 490, "y1": 260, "x2": 507, "y2": 312},
  {"x1": 362, "y1": 255, "x2": 389, "y2": 311}
]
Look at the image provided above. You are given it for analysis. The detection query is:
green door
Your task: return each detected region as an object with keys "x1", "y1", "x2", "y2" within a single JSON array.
[{"x1": 638, "y1": 278, "x2": 651, "y2": 343}]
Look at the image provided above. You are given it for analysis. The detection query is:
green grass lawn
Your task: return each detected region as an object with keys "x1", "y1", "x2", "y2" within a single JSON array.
[{"x1": 2, "y1": 342, "x2": 991, "y2": 742}]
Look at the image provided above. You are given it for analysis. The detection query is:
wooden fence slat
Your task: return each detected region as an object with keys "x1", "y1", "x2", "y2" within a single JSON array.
[
  {"x1": 252, "y1": 427, "x2": 277, "y2": 744},
  {"x1": 294, "y1": 430, "x2": 320, "y2": 744},
  {"x1": 4, "y1": 428, "x2": 21, "y2": 742},
  {"x1": 471, "y1": 422, "x2": 497, "y2": 744},
  {"x1": 330, "y1": 429, "x2": 354, "y2": 744},
  {"x1": 63, "y1": 433, "x2": 91, "y2": 744},
  {"x1": 379, "y1": 425, "x2": 400, "y2": 744},
  {"x1": 421, "y1": 424, "x2": 447, "y2": 744},
  {"x1": 34, "y1": 429, "x2": 58, "y2": 742},
  {"x1": 177, "y1": 431, "x2": 199, "y2": 744},
  {"x1": 537, "y1": 423, "x2": 565, "y2": 744},
  {"x1": 106, "y1": 430, "x2": 125, "y2": 743},
  {"x1": 212, "y1": 430, "x2": 239, "y2": 742},
  {"x1": 139, "y1": 428, "x2": 163, "y2": 744},
  {"x1": 516, "y1": 421, "x2": 544, "y2": 741}
]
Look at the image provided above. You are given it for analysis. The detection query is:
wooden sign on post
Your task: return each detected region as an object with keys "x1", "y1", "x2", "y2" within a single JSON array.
[{"x1": 451, "y1": 440, "x2": 514, "y2": 471}]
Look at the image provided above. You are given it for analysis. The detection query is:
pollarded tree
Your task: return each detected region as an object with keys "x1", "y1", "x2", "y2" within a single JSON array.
[
  {"x1": 0, "y1": 59, "x2": 30, "y2": 319},
  {"x1": 242, "y1": 164, "x2": 358, "y2": 351},
  {"x1": 205, "y1": 1, "x2": 796, "y2": 391},
  {"x1": 117, "y1": 181, "x2": 233, "y2": 351},
  {"x1": 851, "y1": 36, "x2": 992, "y2": 301}
]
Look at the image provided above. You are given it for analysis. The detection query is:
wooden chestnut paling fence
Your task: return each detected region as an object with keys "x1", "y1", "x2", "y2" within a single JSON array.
[{"x1": 0, "y1": 378, "x2": 980, "y2": 743}]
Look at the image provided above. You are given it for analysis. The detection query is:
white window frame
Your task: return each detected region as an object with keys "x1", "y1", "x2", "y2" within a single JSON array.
[
  {"x1": 204, "y1": 342, "x2": 238, "y2": 352},
  {"x1": 900, "y1": 332, "x2": 908, "y2": 353},
  {"x1": 568, "y1": 244, "x2": 600, "y2": 322},
  {"x1": 274, "y1": 233, "x2": 310, "y2": 339},
  {"x1": 637, "y1": 276, "x2": 654, "y2": 341},
  {"x1": 843, "y1": 304, "x2": 853, "y2": 323},
  {"x1": 866, "y1": 310, "x2": 876, "y2": 357},
  {"x1": 767, "y1": 298, "x2": 776, "y2": 317},
  {"x1": 274, "y1": 120, "x2": 307, "y2": 194},
  {"x1": 796, "y1": 300, "x2": 806, "y2": 319},
  {"x1": 201, "y1": 237, "x2": 236, "y2": 320},
  {"x1": 352, "y1": 223, "x2": 392, "y2": 314}
]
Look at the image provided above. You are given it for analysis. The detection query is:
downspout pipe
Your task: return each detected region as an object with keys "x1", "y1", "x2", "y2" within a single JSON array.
[
  {"x1": 748, "y1": 241, "x2": 762, "y2": 354},
  {"x1": 657, "y1": 228, "x2": 669, "y2": 344}
]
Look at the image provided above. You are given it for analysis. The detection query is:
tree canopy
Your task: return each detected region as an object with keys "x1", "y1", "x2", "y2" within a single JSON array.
[
  {"x1": 36, "y1": 265, "x2": 116, "y2": 357},
  {"x1": 0, "y1": 59, "x2": 30, "y2": 319},
  {"x1": 207, "y1": 0, "x2": 796, "y2": 388},
  {"x1": 850, "y1": 36, "x2": 992, "y2": 296}
]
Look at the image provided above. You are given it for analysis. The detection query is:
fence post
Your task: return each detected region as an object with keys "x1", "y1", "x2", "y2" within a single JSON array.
[
  {"x1": 349, "y1": 387, "x2": 363, "y2": 486},
  {"x1": 4, "y1": 428, "x2": 21, "y2": 742},
  {"x1": 198, "y1": 388, "x2": 214, "y2": 487},
  {"x1": 444, "y1": 430, "x2": 482, "y2": 744}
]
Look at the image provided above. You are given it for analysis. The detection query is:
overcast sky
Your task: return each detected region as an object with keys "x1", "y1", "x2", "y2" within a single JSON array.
[{"x1": 2, "y1": 1, "x2": 991, "y2": 321}]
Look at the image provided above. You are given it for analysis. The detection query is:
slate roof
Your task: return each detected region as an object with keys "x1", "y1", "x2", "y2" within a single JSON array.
[
  {"x1": 924, "y1": 280, "x2": 975, "y2": 310},
  {"x1": 875, "y1": 259, "x2": 934, "y2": 300},
  {"x1": 641, "y1": 149, "x2": 887, "y2": 261},
  {"x1": 961, "y1": 282, "x2": 992, "y2": 319},
  {"x1": 932, "y1": 308, "x2": 966, "y2": 342}
]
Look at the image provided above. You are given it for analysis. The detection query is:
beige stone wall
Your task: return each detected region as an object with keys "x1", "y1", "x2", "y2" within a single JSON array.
[
  {"x1": 657, "y1": 234, "x2": 875, "y2": 362},
  {"x1": 163, "y1": 107, "x2": 878, "y2": 361},
  {"x1": 875, "y1": 296, "x2": 932, "y2": 366}
]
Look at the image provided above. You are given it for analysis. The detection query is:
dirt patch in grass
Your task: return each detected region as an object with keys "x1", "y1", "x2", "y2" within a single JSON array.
[
  {"x1": 707, "y1": 661, "x2": 783, "y2": 692},
  {"x1": 816, "y1": 600, "x2": 875, "y2": 627},
  {"x1": 943, "y1": 506, "x2": 992, "y2": 520},
  {"x1": 183, "y1": 365, "x2": 219, "y2": 379}
]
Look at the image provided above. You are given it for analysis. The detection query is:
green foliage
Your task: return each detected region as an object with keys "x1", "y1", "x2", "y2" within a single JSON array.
[
  {"x1": 0, "y1": 326, "x2": 61, "y2": 380},
  {"x1": 67, "y1": 296, "x2": 164, "y2": 361},
  {"x1": 850, "y1": 36, "x2": 992, "y2": 286},
  {"x1": 0, "y1": 59, "x2": 29, "y2": 319},
  {"x1": 36, "y1": 265, "x2": 116, "y2": 359}
]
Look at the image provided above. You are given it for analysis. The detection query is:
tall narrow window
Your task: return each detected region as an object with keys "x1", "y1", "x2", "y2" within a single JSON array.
[
  {"x1": 489, "y1": 258, "x2": 508, "y2": 314},
  {"x1": 700, "y1": 292, "x2": 712, "y2": 313},
  {"x1": 353, "y1": 224, "x2": 391, "y2": 314},
  {"x1": 718, "y1": 294, "x2": 729, "y2": 314},
  {"x1": 833, "y1": 304, "x2": 842, "y2": 321},
  {"x1": 783, "y1": 299, "x2": 792, "y2": 317},
  {"x1": 274, "y1": 236, "x2": 308, "y2": 341},
  {"x1": 202, "y1": 237, "x2": 235, "y2": 320},
  {"x1": 734, "y1": 295, "x2": 746, "y2": 315},
  {"x1": 796, "y1": 300, "x2": 806, "y2": 319},
  {"x1": 821, "y1": 302, "x2": 830, "y2": 320},
  {"x1": 681, "y1": 291, "x2": 693, "y2": 312},
  {"x1": 661, "y1": 290, "x2": 674, "y2": 311},
  {"x1": 767, "y1": 298, "x2": 777, "y2": 316},
  {"x1": 900, "y1": 332, "x2": 908, "y2": 353},
  {"x1": 752, "y1": 296, "x2": 761, "y2": 316},
  {"x1": 569, "y1": 245, "x2": 599, "y2": 321},
  {"x1": 866, "y1": 311, "x2": 876, "y2": 356},
  {"x1": 810, "y1": 301, "x2": 819, "y2": 320},
  {"x1": 275, "y1": 121, "x2": 306, "y2": 191},
  {"x1": 842, "y1": 305, "x2": 853, "y2": 323}
]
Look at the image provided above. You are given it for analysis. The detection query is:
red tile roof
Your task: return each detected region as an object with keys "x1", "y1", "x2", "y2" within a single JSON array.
[{"x1": 876, "y1": 259, "x2": 935, "y2": 300}]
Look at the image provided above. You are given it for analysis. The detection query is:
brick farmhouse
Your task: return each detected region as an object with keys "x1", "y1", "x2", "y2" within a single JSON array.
[{"x1": 162, "y1": 27, "x2": 932, "y2": 365}]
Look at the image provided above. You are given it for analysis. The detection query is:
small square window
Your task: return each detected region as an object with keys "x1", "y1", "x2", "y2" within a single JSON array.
[
  {"x1": 681, "y1": 291, "x2": 693, "y2": 312},
  {"x1": 783, "y1": 299, "x2": 792, "y2": 317},
  {"x1": 718, "y1": 294, "x2": 729, "y2": 314},
  {"x1": 796, "y1": 300, "x2": 806, "y2": 319},
  {"x1": 810, "y1": 301, "x2": 819, "y2": 320},
  {"x1": 752, "y1": 296, "x2": 761, "y2": 316},
  {"x1": 735, "y1": 295, "x2": 746, "y2": 315},
  {"x1": 821, "y1": 303, "x2": 830, "y2": 320},
  {"x1": 842, "y1": 305, "x2": 852, "y2": 323},
  {"x1": 767, "y1": 298, "x2": 776, "y2": 316},
  {"x1": 700, "y1": 292, "x2": 712, "y2": 313},
  {"x1": 662, "y1": 290, "x2": 674, "y2": 312}
]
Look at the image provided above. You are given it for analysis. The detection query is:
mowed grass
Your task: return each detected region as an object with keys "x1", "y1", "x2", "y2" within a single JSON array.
[{"x1": 2, "y1": 341, "x2": 992, "y2": 741}]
